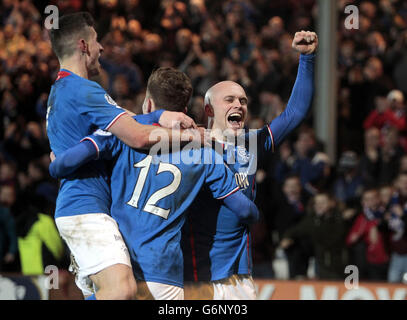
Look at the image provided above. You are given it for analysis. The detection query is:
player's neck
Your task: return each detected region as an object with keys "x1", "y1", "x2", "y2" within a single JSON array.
[
  {"x1": 209, "y1": 126, "x2": 225, "y2": 143},
  {"x1": 59, "y1": 55, "x2": 89, "y2": 79},
  {"x1": 210, "y1": 124, "x2": 243, "y2": 143}
]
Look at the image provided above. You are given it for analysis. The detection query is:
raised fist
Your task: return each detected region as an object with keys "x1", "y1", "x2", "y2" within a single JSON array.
[{"x1": 292, "y1": 30, "x2": 318, "y2": 55}]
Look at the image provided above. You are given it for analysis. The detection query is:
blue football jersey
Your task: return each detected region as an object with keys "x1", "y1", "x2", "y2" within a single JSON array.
[
  {"x1": 181, "y1": 53, "x2": 314, "y2": 282},
  {"x1": 182, "y1": 126, "x2": 274, "y2": 281},
  {"x1": 46, "y1": 69, "x2": 126, "y2": 218},
  {"x1": 85, "y1": 131, "x2": 239, "y2": 287}
]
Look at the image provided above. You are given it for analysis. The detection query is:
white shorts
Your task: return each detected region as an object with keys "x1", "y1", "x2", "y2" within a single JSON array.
[
  {"x1": 184, "y1": 274, "x2": 257, "y2": 300},
  {"x1": 55, "y1": 213, "x2": 131, "y2": 296},
  {"x1": 136, "y1": 281, "x2": 184, "y2": 300}
]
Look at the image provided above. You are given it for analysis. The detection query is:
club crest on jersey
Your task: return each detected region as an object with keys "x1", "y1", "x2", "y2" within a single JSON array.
[
  {"x1": 236, "y1": 145, "x2": 250, "y2": 163},
  {"x1": 104, "y1": 94, "x2": 118, "y2": 106}
]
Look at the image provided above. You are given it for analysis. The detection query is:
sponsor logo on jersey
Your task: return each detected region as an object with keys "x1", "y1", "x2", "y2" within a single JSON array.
[{"x1": 235, "y1": 172, "x2": 249, "y2": 190}]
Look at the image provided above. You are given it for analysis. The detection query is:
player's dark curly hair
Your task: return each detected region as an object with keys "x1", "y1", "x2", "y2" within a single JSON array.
[
  {"x1": 49, "y1": 12, "x2": 95, "y2": 60},
  {"x1": 147, "y1": 67, "x2": 193, "y2": 112}
]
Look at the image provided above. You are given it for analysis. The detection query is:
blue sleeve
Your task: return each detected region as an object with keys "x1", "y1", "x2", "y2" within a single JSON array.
[
  {"x1": 78, "y1": 82, "x2": 127, "y2": 130},
  {"x1": 48, "y1": 130, "x2": 120, "y2": 178},
  {"x1": 204, "y1": 149, "x2": 239, "y2": 199},
  {"x1": 269, "y1": 53, "x2": 315, "y2": 146},
  {"x1": 247, "y1": 53, "x2": 315, "y2": 153},
  {"x1": 132, "y1": 110, "x2": 165, "y2": 125},
  {"x1": 49, "y1": 140, "x2": 98, "y2": 178},
  {"x1": 83, "y1": 130, "x2": 121, "y2": 160},
  {"x1": 222, "y1": 191, "x2": 260, "y2": 224},
  {"x1": 203, "y1": 149, "x2": 259, "y2": 224}
]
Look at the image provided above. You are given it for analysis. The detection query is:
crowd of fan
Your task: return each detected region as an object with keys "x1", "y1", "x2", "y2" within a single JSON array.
[{"x1": 0, "y1": 0, "x2": 407, "y2": 284}]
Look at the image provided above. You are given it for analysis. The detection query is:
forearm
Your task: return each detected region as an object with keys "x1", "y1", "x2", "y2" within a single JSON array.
[
  {"x1": 108, "y1": 113, "x2": 197, "y2": 150},
  {"x1": 223, "y1": 191, "x2": 260, "y2": 224},
  {"x1": 270, "y1": 54, "x2": 315, "y2": 146},
  {"x1": 49, "y1": 140, "x2": 98, "y2": 178}
]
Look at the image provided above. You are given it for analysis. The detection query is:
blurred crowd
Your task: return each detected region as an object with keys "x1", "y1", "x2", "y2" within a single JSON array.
[{"x1": 0, "y1": 0, "x2": 406, "y2": 284}]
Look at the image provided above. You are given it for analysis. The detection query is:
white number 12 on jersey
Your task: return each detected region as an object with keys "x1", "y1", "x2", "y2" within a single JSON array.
[{"x1": 126, "y1": 155, "x2": 181, "y2": 219}]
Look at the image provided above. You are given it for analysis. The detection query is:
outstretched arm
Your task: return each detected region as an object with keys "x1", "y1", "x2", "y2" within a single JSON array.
[
  {"x1": 49, "y1": 140, "x2": 98, "y2": 178},
  {"x1": 249, "y1": 31, "x2": 317, "y2": 153},
  {"x1": 49, "y1": 111, "x2": 165, "y2": 179},
  {"x1": 269, "y1": 52, "x2": 315, "y2": 146},
  {"x1": 222, "y1": 190, "x2": 260, "y2": 225},
  {"x1": 269, "y1": 31, "x2": 317, "y2": 146}
]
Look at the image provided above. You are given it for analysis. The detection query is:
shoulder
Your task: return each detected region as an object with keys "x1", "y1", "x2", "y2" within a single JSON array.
[
  {"x1": 76, "y1": 79, "x2": 121, "y2": 107},
  {"x1": 55, "y1": 76, "x2": 105, "y2": 105},
  {"x1": 75, "y1": 78, "x2": 105, "y2": 96}
]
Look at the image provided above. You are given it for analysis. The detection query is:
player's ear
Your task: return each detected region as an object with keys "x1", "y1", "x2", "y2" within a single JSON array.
[
  {"x1": 148, "y1": 98, "x2": 154, "y2": 113},
  {"x1": 204, "y1": 103, "x2": 214, "y2": 117},
  {"x1": 183, "y1": 107, "x2": 188, "y2": 114},
  {"x1": 78, "y1": 38, "x2": 89, "y2": 55}
]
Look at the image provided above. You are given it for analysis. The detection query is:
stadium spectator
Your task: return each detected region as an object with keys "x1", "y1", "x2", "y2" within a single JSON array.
[
  {"x1": 380, "y1": 172, "x2": 407, "y2": 283},
  {"x1": 333, "y1": 151, "x2": 364, "y2": 207},
  {"x1": 280, "y1": 192, "x2": 355, "y2": 280},
  {"x1": 346, "y1": 188, "x2": 389, "y2": 281},
  {"x1": 268, "y1": 174, "x2": 312, "y2": 279},
  {"x1": 17, "y1": 206, "x2": 65, "y2": 276},
  {"x1": 0, "y1": 189, "x2": 18, "y2": 272},
  {"x1": 274, "y1": 127, "x2": 330, "y2": 196},
  {"x1": 379, "y1": 125, "x2": 404, "y2": 184},
  {"x1": 363, "y1": 96, "x2": 398, "y2": 131},
  {"x1": 360, "y1": 127, "x2": 381, "y2": 186},
  {"x1": 380, "y1": 184, "x2": 394, "y2": 211}
]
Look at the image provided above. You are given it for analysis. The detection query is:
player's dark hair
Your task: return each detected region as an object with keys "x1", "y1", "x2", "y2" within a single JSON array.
[
  {"x1": 49, "y1": 12, "x2": 95, "y2": 60},
  {"x1": 147, "y1": 67, "x2": 193, "y2": 112}
]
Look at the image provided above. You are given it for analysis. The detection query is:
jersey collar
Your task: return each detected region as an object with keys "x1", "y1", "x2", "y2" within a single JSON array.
[{"x1": 55, "y1": 69, "x2": 72, "y2": 81}]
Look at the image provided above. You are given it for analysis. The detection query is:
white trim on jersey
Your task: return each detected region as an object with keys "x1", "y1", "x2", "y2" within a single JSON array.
[
  {"x1": 266, "y1": 124, "x2": 275, "y2": 153},
  {"x1": 80, "y1": 137, "x2": 100, "y2": 159},
  {"x1": 216, "y1": 186, "x2": 240, "y2": 200},
  {"x1": 105, "y1": 111, "x2": 127, "y2": 131}
]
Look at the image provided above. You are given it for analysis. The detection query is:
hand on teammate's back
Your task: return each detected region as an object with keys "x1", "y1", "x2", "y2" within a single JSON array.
[
  {"x1": 292, "y1": 30, "x2": 318, "y2": 55},
  {"x1": 159, "y1": 111, "x2": 197, "y2": 129}
]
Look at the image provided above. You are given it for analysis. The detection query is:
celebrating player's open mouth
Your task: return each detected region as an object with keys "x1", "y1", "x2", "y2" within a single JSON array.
[{"x1": 227, "y1": 110, "x2": 244, "y2": 130}]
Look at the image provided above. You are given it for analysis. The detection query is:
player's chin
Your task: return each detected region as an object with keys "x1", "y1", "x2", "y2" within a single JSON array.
[{"x1": 88, "y1": 65, "x2": 101, "y2": 78}]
